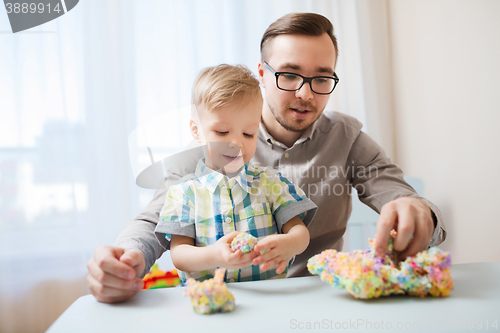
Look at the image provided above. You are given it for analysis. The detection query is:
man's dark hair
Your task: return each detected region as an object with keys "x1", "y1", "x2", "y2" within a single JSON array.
[{"x1": 260, "y1": 13, "x2": 338, "y2": 62}]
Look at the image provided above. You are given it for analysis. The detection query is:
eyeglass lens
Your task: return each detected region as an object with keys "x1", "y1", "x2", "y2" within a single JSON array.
[{"x1": 278, "y1": 73, "x2": 335, "y2": 94}]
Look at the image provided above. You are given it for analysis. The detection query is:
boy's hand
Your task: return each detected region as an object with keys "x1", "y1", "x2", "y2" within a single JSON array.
[
  {"x1": 252, "y1": 217, "x2": 309, "y2": 274},
  {"x1": 211, "y1": 231, "x2": 258, "y2": 269},
  {"x1": 252, "y1": 234, "x2": 295, "y2": 275}
]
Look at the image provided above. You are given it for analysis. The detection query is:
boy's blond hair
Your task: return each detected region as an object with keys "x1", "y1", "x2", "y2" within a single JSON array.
[{"x1": 192, "y1": 64, "x2": 262, "y2": 112}]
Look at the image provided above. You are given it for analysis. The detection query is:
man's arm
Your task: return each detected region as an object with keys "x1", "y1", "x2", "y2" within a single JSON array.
[
  {"x1": 86, "y1": 182, "x2": 173, "y2": 303},
  {"x1": 87, "y1": 145, "x2": 204, "y2": 303},
  {"x1": 114, "y1": 184, "x2": 170, "y2": 277},
  {"x1": 348, "y1": 132, "x2": 447, "y2": 258}
]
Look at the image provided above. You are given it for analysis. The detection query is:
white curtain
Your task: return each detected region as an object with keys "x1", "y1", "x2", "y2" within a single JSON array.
[{"x1": 0, "y1": 1, "x2": 390, "y2": 332}]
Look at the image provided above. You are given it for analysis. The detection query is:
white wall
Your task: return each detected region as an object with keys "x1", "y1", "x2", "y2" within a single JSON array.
[{"x1": 388, "y1": 0, "x2": 500, "y2": 263}]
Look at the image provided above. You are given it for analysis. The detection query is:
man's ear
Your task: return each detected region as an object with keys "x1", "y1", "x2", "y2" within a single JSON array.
[
  {"x1": 257, "y1": 62, "x2": 266, "y2": 87},
  {"x1": 190, "y1": 119, "x2": 202, "y2": 143}
]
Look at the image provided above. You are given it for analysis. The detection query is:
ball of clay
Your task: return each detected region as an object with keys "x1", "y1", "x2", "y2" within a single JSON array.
[
  {"x1": 184, "y1": 268, "x2": 235, "y2": 314},
  {"x1": 307, "y1": 231, "x2": 454, "y2": 299},
  {"x1": 230, "y1": 232, "x2": 258, "y2": 254}
]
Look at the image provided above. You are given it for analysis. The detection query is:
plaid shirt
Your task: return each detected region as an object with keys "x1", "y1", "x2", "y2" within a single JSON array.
[{"x1": 155, "y1": 158, "x2": 317, "y2": 283}]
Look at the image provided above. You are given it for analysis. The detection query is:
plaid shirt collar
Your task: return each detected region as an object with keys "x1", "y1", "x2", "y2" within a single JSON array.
[{"x1": 194, "y1": 158, "x2": 255, "y2": 194}]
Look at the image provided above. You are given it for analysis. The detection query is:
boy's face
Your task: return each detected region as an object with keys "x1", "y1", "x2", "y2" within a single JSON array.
[{"x1": 191, "y1": 98, "x2": 262, "y2": 175}]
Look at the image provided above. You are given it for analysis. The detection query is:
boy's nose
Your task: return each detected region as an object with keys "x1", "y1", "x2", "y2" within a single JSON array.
[{"x1": 228, "y1": 141, "x2": 242, "y2": 151}]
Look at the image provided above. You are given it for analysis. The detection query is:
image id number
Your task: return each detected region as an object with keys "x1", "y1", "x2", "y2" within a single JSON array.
[
  {"x1": 5, "y1": 2, "x2": 62, "y2": 14},
  {"x1": 443, "y1": 319, "x2": 498, "y2": 330}
]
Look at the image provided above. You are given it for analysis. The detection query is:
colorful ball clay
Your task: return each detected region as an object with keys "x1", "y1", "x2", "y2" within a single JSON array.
[
  {"x1": 184, "y1": 268, "x2": 235, "y2": 314},
  {"x1": 230, "y1": 232, "x2": 258, "y2": 254},
  {"x1": 307, "y1": 231, "x2": 454, "y2": 299}
]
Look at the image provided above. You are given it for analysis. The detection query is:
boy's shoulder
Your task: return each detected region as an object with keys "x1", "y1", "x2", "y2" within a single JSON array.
[
  {"x1": 172, "y1": 158, "x2": 210, "y2": 187},
  {"x1": 246, "y1": 163, "x2": 288, "y2": 185},
  {"x1": 174, "y1": 172, "x2": 198, "y2": 185},
  {"x1": 247, "y1": 162, "x2": 276, "y2": 176},
  {"x1": 168, "y1": 173, "x2": 201, "y2": 193}
]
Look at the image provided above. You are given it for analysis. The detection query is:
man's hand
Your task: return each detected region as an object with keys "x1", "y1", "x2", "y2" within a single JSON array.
[
  {"x1": 375, "y1": 197, "x2": 434, "y2": 260},
  {"x1": 86, "y1": 246, "x2": 145, "y2": 303}
]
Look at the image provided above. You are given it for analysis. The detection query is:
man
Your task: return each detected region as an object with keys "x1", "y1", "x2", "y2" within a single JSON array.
[{"x1": 87, "y1": 13, "x2": 446, "y2": 303}]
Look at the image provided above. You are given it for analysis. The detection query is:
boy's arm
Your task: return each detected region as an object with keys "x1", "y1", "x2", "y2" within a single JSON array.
[
  {"x1": 170, "y1": 232, "x2": 259, "y2": 272},
  {"x1": 170, "y1": 235, "x2": 215, "y2": 272},
  {"x1": 252, "y1": 216, "x2": 310, "y2": 274}
]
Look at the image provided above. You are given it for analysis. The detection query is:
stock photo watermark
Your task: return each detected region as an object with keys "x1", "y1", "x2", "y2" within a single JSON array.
[
  {"x1": 258, "y1": 164, "x2": 379, "y2": 197},
  {"x1": 289, "y1": 318, "x2": 499, "y2": 330},
  {"x1": 3, "y1": 0, "x2": 79, "y2": 33}
]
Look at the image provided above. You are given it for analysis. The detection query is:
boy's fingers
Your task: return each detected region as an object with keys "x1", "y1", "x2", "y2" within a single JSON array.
[
  {"x1": 253, "y1": 235, "x2": 277, "y2": 253},
  {"x1": 253, "y1": 243, "x2": 271, "y2": 254},
  {"x1": 239, "y1": 250, "x2": 259, "y2": 262},
  {"x1": 260, "y1": 257, "x2": 281, "y2": 272},
  {"x1": 252, "y1": 249, "x2": 277, "y2": 266},
  {"x1": 222, "y1": 231, "x2": 241, "y2": 243},
  {"x1": 225, "y1": 249, "x2": 243, "y2": 263},
  {"x1": 275, "y1": 261, "x2": 287, "y2": 275}
]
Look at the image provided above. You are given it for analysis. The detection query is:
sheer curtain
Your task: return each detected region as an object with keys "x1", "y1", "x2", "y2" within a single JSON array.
[{"x1": 0, "y1": 1, "x2": 390, "y2": 332}]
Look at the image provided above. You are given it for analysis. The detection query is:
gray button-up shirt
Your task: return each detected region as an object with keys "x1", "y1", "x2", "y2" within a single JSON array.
[{"x1": 116, "y1": 111, "x2": 446, "y2": 277}]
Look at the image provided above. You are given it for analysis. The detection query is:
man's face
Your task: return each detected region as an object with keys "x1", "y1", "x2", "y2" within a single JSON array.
[
  {"x1": 191, "y1": 98, "x2": 262, "y2": 175},
  {"x1": 258, "y1": 33, "x2": 337, "y2": 133}
]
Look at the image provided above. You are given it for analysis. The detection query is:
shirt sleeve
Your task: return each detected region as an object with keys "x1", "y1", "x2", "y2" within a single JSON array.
[
  {"x1": 262, "y1": 170, "x2": 317, "y2": 232},
  {"x1": 154, "y1": 182, "x2": 196, "y2": 249},
  {"x1": 348, "y1": 131, "x2": 447, "y2": 246},
  {"x1": 114, "y1": 180, "x2": 172, "y2": 278},
  {"x1": 114, "y1": 144, "x2": 204, "y2": 277}
]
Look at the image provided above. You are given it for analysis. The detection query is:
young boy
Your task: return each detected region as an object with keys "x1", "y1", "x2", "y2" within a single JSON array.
[{"x1": 154, "y1": 64, "x2": 317, "y2": 283}]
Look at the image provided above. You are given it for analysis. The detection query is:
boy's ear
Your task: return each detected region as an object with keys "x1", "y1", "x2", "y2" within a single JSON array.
[
  {"x1": 257, "y1": 62, "x2": 266, "y2": 87},
  {"x1": 190, "y1": 119, "x2": 202, "y2": 143}
]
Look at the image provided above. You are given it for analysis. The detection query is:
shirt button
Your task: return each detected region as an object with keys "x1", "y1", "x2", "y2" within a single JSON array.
[
  {"x1": 222, "y1": 188, "x2": 229, "y2": 195},
  {"x1": 284, "y1": 152, "x2": 290, "y2": 158},
  {"x1": 255, "y1": 206, "x2": 262, "y2": 212},
  {"x1": 225, "y1": 217, "x2": 232, "y2": 223}
]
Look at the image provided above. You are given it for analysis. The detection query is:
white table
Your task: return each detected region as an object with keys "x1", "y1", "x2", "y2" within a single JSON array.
[{"x1": 47, "y1": 263, "x2": 500, "y2": 332}]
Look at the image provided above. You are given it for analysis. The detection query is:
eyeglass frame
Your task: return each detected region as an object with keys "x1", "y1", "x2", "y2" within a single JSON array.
[{"x1": 263, "y1": 61, "x2": 339, "y2": 95}]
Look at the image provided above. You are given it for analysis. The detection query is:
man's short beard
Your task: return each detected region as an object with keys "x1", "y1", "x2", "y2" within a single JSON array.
[{"x1": 269, "y1": 104, "x2": 311, "y2": 133}]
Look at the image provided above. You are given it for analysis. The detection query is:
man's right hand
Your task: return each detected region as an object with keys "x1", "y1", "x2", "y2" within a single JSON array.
[{"x1": 86, "y1": 246, "x2": 146, "y2": 303}]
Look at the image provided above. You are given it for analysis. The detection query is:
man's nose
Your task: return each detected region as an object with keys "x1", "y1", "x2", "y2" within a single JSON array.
[{"x1": 295, "y1": 82, "x2": 314, "y2": 101}]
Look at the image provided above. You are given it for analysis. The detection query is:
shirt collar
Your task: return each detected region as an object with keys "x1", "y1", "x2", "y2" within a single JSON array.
[{"x1": 194, "y1": 158, "x2": 255, "y2": 194}]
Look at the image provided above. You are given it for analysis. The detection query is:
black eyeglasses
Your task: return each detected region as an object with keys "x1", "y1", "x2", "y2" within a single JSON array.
[{"x1": 263, "y1": 62, "x2": 339, "y2": 95}]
